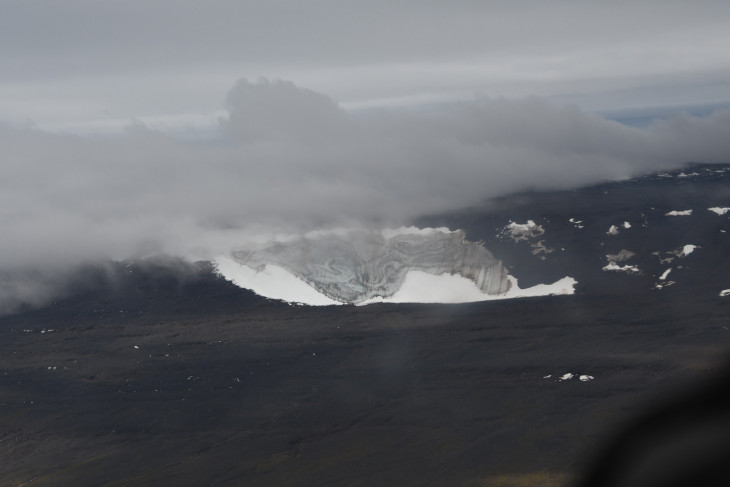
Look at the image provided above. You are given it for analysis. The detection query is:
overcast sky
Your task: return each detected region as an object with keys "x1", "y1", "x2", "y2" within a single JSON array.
[
  {"x1": 1, "y1": 1, "x2": 730, "y2": 311},
  {"x1": 2, "y1": 0, "x2": 730, "y2": 132}
]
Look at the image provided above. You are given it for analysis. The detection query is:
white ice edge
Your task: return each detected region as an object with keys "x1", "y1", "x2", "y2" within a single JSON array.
[
  {"x1": 213, "y1": 256, "x2": 577, "y2": 306},
  {"x1": 359, "y1": 272, "x2": 577, "y2": 305},
  {"x1": 212, "y1": 256, "x2": 343, "y2": 306}
]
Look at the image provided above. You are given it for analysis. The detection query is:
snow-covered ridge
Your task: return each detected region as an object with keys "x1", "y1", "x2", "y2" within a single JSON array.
[{"x1": 213, "y1": 227, "x2": 577, "y2": 305}]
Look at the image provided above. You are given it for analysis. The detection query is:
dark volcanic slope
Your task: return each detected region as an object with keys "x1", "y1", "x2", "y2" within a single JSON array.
[
  {"x1": 2, "y1": 165, "x2": 730, "y2": 486},
  {"x1": 420, "y1": 163, "x2": 730, "y2": 296},
  {"x1": 1, "y1": 263, "x2": 730, "y2": 486}
]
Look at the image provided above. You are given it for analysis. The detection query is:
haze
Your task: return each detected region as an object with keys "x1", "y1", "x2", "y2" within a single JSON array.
[{"x1": 1, "y1": 1, "x2": 729, "y2": 311}]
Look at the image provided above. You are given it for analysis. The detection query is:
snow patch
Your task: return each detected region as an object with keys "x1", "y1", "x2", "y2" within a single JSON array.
[
  {"x1": 623, "y1": 221, "x2": 631, "y2": 229},
  {"x1": 681, "y1": 244, "x2": 697, "y2": 256},
  {"x1": 666, "y1": 245, "x2": 698, "y2": 258},
  {"x1": 569, "y1": 218, "x2": 584, "y2": 229},
  {"x1": 606, "y1": 249, "x2": 635, "y2": 263},
  {"x1": 659, "y1": 268, "x2": 672, "y2": 280},
  {"x1": 708, "y1": 207, "x2": 730, "y2": 216},
  {"x1": 720, "y1": 289, "x2": 730, "y2": 297},
  {"x1": 666, "y1": 210, "x2": 692, "y2": 216},
  {"x1": 360, "y1": 273, "x2": 577, "y2": 305},
  {"x1": 602, "y1": 262, "x2": 639, "y2": 273},
  {"x1": 552, "y1": 372, "x2": 593, "y2": 382},
  {"x1": 606, "y1": 225, "x2": 619, "y2": 235},
  {"x1": 213, "y1": 257, "x2": 343, "y2": 306},
  {"x1": 502, "y1": 220, "x2": 545, "y2": 242},
  {"x1": 500, "y1": 220, "x2": 552, "y2": 258}
]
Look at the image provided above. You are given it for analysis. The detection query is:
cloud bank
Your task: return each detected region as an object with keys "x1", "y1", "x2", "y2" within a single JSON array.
[
  {"x1": 1, "y1": 78, "x2": 729, "y2": 311},
  {"x1": 2, "y1": 1, "x2": 729, "y2": 132}
]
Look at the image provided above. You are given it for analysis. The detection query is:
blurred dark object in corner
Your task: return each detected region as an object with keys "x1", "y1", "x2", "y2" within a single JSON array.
[{"x1": 576, "y1": 359, "x2": 730, "y2": 487}]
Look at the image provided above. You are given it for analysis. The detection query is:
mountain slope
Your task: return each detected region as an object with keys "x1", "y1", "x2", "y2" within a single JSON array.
[{"x1": 2, "y1": 163, "x2": 730, "y2": 486}]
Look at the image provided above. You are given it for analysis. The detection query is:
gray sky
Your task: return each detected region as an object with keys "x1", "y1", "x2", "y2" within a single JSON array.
[
  {"x1": 1, "y1": 1, "x2": 730, "y2": 311},
  {"x1": 2, "y1": 1, "x2": 729, "y2": 132}
]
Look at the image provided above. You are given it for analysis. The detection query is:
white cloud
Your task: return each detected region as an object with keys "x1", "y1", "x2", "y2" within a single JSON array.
[
  {"x1": 1, "y1": 1, "x2": 729, "y2": 131},
  {"x1": 1, "y1": 78, "x2": 729, "y2": 312}
]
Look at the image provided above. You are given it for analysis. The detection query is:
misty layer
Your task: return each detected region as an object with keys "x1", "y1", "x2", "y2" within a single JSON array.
[
  {"x1": 229, "y1": 228, "x2": 510, "y2": 304},
  {"x1": 1, "y1": 78, "x2": 729, "y2": 311}
]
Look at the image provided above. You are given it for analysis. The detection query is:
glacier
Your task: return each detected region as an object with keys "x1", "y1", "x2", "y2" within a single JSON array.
[
  {"x1": 222, "y1": 227, "x2": 511, "y2": 304},
  {"x1": 213, "y1": 227, "x2": 578, "y2": 305}
]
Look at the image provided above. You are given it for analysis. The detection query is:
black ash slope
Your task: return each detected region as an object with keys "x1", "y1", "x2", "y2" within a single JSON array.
[
  {"x1": 2, "y1": 165, "x2": 730, "y2": 486},
  {"x1": 420, "y1": 163, "x2": 730, "y2": 296}
]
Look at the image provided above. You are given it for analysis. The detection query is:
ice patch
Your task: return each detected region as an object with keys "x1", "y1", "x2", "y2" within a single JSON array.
[
  {"x1": 558, "y1": 373, "x2": 574, "y2": 381},
  {"x1": 659, "y1": 269, "x2": 672, "y2": 280},
  {"x1": 213, "y1": 257, "x2": 343, "y2": 306},
  {"x1": 720, "y1": 289, "x2": 730, "y2": 297},
  {"x1": 666, "y1": 210, "x2": 692, "y2": 216},
  {"x1": 360, "y1": 273, "x2": 577, "y2": 305},
  {"x1": 606, "y1": 225, "x2": 619, "y2": 235},
  {"x1": 530, "y1": 240, "x2": 554, "y2": 259},
  {"x1": 623, "y1": 221, "x2": 631, "y2": 229},
  {"x1": 708, "y1": 207, "x2": 730, "y2": 216},
  {"x1": 579, "y1": 375, "x2": 594, "y2": 382}
]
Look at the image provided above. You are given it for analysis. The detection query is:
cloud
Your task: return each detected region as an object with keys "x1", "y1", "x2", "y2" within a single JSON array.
[
  {"x1": 1, "y1": 77, "x2": 729, "y2": 311},
  {"x1": 223, "y1": 78, "x2": 349, "y2": 142},
  {"x1": 2, "y1": 1, "x2": 729, "y2": 131}
]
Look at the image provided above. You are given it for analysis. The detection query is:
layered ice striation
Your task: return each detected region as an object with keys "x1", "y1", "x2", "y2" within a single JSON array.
[{"x1": 228, "y1": 228, "x2": 511, "y2": 304}]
